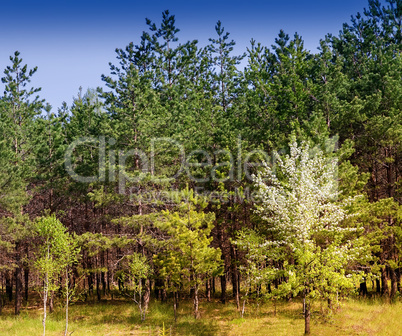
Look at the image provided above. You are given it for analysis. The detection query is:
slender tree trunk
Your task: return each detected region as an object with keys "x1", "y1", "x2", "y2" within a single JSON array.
[
  {"x1": 24, "y1": 265, "x2": 29, "y2": 302},
  {"x1": 381, "y1": 267, "x2": 389, "y2": 297},
  {"x1": 359, "y1": 281, "x2": 368, "y2": 296},
  {"x1": 389, "y1": 266, "x2": 397, "y2": 300},
  {"x1": 376, "y1": 278, "x2": 381, "y2": 294},
  {"x1": 142, "y1": 279, "x2": 150, "y2": 321},
  {"x1": 231, "y1": 246, "x2": 240, "y2": 310},
  {"x1": 189, "y1": 274, "x2": 195, "y2": 299},
  {"x1": 96, "y1": 272, "x2": 101, "y2": 301},
  {"x1": 220, "y1": 274, "x2": 226, "y2": 304},
  {"x1": 267, "y1": 283, "x2": 272, "y2": 294},
  {"x1": 0, "y1": 276, "x2": 3, "y2": 314},
  {"x1": 154, "y1": 278, "x2": 161, "y2": 300},
  {"x1": 241, "y1": 297, "x2": 246, "y2": 318},
  {"x1": 304, "y1": 302, "x2": 311, "y2": 335},
  {"x1": 328, "y1": 298, "x2": 332, "y2": 311},
  {"x1": 64, "y1": 269, "x2": 69, "y2": 336},
  {"x1": 43, "y1": 244, "x2": 50, "y2": 336},
  {"x1": 173, "y1": 290, "x2": 178, "y2": 322},
  {"x1": 6, "y1": 271, "x2": 12, "y2": 302},
  {"x1": 193, "y1": 284, "x2": 199, "y2": 319},
  {"x1": 206, "y1": 280, "x2": 211, "y2": 302},
  {"x1": 43, "y1": 279, "x2": 48, "y2": 336},
  {"x1": 101, "y1": 271, "x2": 106, "y2": 296},
  {"x1": 14, "y1": 244, "x2": 22, "y2": 315},
  {"x1": 49, "y1": 291, "x2": 54, "y2": 313}
]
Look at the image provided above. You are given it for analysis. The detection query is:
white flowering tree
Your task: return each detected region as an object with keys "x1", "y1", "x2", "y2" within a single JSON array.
[{"x1": 250, "y1": 141, "x2": 364, "y2": 335}]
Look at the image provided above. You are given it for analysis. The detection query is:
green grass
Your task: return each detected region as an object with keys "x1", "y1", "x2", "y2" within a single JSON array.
[{"x1": 0, "y1": 297, "x2": 401, "y2": 335}]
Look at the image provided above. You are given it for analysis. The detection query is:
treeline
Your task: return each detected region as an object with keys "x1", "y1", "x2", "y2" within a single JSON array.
[{"x1": 0, "y1": 0, "x2": 402, "y2": 333}]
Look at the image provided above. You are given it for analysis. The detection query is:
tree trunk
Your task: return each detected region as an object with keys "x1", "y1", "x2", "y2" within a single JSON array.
[
  {"x1": 43, "y1": 277, "x2": 48, "y2": 336},
  {"x1": 173, "y1": 290, "x2": 178, "y2": 322},
  {"x1": 389, "y1": 266, "x2": 398, "y2": 300},
  {"x1": 24, "y1": 265, "x2": 29, "y2": 302},
  {"x1": 6, "y1": 271, "x2": 12, "y2": 302},
  {"x1": 43, "y1": 244, "x2": 50, "y2": 336},
  {"x1": 14, "y1": 246, "x2": 22, "y2": 315},
  {"x1": 206, "y1": 279, "x2": 211, "y2": 302},
  {"x1": 96, "y1": 272, "x2": 101, "y2": 301},
  {"x1": 162, "y1": 287, "x2": 167, "y2": 302},
  {"x1": 190, "y1": 274, "x2": 195, "y2": 299},
  {"x1": 381, "y1": 267, "x2": 389, "y2": 297},
  {"x1": 359, "y1": 281, "x2": 368, "y2": 296},
  {"x1": 0, "y1": 277, "x2": 3, "y2": 314},
  {"x1": 193, "y1": 284, "x2": 199, "y2": 319},
  {"x1": 64, "y1": 269, "x2": 69, "y2": 336},
  {"x1": 231, "y1": 246, "x2": 240, "y2": 310},
  {"x1": 49, "y1": 291, "x2": 54, "y2": 314},
  {"x1": 101, "y1": 271, "x2": 106, "y2": 296},
  {"x1": 142, "y1": 279, "x2": 150, "y2": 321},
  {"x1": 304, "y1": 302, "x2": 311, "y2": 335},
  {"x1": 220, "y1": 274, "x2": 226, "y2": 304},
  {"x1": 376, "y1": 278, "x2": 381, "y2": 294}
]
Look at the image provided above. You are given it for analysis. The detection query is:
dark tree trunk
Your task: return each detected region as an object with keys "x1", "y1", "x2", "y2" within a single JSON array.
[
  {"x1": 190, "y1": 274, "x2": 195, "y2": 298},
  {"x1": 6, "y1": 272, "x2": 12, "y2": 302},
  {"x1": 154, "y1": 278, "x2": 163, "y2": 300},
  {"x1": 220, "y1": 274, "x2": 226, "y2": 304},
  {"x1": 14, "y1": 244, "x2": 22, "y2": 315},
  {"x1": 101, "y1": 271, "x2": 106, "y2": 296},
  {"x1": 89, "y1": 272, "x2": 94, "y2": 296},
  {"x1": 230, "y1": 245, "x2": 240, "y2": 310},
  {"x1": 376, "y1": 278, "x2": 381, "y2": 294},
  {"x1": 96, "y1": 272, "x2": 101, "y2": 301},
  {"x1": 359, "y1": 281, "x2": 368, "y2": 296},
  {"x1": 24, "y1": 267, "x2": 29, "y2": 302},
  {"x1": 381, "y1": 267, "x2": 389, "y2": 297},
  {"x1": 106, "y1": 250, "x2": 111, "y2": 294},
  {"x1": 101, "y1": 251, "x2": 106, "y2": 296},
  {"x1": 389, "y1": 266, "x2": 398, "y2": 300},
  {"x1": 24, "y1": 245, "x2": 29, "y2": 302}
]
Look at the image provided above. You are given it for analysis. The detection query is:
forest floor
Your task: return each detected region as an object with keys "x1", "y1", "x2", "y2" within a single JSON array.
[{"x1": 0, "y1": 296, "x2": 401, "y2": 335}]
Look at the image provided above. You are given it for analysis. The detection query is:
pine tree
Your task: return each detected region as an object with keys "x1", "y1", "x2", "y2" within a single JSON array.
[{"x1": 0, "y1": 51, "x2": 44, "y2": 314}]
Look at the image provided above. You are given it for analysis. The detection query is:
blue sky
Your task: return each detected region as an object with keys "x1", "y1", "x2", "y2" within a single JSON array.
[{"x1": 0, "y1": 0, "x2": 370, "y2": 110}]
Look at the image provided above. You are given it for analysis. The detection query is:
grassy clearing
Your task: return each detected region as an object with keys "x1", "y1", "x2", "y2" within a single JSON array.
[{"x1": 0, "y1": 297, "x2": 401, "y2": 335}]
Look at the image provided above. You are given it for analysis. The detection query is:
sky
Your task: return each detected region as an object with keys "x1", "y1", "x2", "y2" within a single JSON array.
[{"x1": 0, "y1": 0, "x2": 371, "y2": 110}]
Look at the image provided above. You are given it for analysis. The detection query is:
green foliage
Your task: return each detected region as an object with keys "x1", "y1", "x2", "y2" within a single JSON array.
[
  {"x1": 34, "y1": 216, "x2": 73, "y2": 288},
  {"x1": 153, "y1": 188, "x2": 223, "y2": 317},
  {"x1": 2, "y1": 2, "x2": 402, "y2": 326},
  {"x1": 237, "y1": 141, "x2": 367, "y2": 331},
  {"x1": 0, "y1": 51, "x2": 43, "y2": 213}
]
